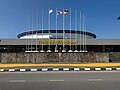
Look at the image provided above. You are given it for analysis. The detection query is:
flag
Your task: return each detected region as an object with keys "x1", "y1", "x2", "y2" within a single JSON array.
[
  {"x1": 117, "y1": 16, "x2": 120, "y2": 20},
  {"x1": 57, "y1": 11, "x2": 62, "y2": 15},
  {"x1": 64, "y1": 9, "x2": 68, "y2": 14},
  {"x1": 49, "y1": 10, "x2": 53, "y2": 14}
]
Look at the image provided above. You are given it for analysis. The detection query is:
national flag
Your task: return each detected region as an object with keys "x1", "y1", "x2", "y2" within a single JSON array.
[
  {"x1": 49, "y1": 9, "x2": 53, "y2": 14},
  {"x1": 57, "y1": 11, "x2": 62, "y2": 15},
  {"x1": 64, "y1": 9, "x2": 68, "y2": 14},
  {"x1": 117, "y1": 16, "x2": 120, "y2": 20}
]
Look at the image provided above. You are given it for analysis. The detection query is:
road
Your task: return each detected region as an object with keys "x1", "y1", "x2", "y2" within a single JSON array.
[{"x1": 0, "y1": 71, "x2": 120, "y2": 90}]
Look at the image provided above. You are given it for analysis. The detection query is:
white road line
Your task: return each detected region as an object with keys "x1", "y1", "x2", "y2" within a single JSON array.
[
  {"x1": 42, "y1": 68, "x2": 48, "y2": 71},
  {"x1": 106, "y1": 68, "x2": 112, "y2": 71},
  {"x1": 9, "y1": 69, "x2": 15, "y2": 72},
  {"x1": 116, "y1": 68, "x2": 120, "y2": 70},
  {"x1": 53, "y1": 68, "x2": 59, "y2": 71},
  {"x1": 0, "y1": 89, "x2": 2, "y2": 90},
  {"x1": 84, "y1": 68, "x2": 90, "y2": 71},
  {"x1": 49, "y1": 79, "x2": 64, "y2": 82},
  {"x1": 31, "y1": 69, "x2": 37, "y2": 72},
  {"x1": 0, "y1": 69, "x2": 4, "y2": 72},
  {"x1": 95, "y1": 68, "x2": 101, "y2": 71},
  {"x1": 20, "y1": 69, "x2": 26, "y2": 72},
  {"x1": 63, "y1": 68, "x2": 69, "y2": 71},
  {"x1": 9, "y1": 80, "x2": 26, "y2": 83},
  {"x1": 88, "y1": 79, "x2": 103, "y2": 81},
  {"x1": 74, "y1": 68, "x2": 80, "y2": 71}
]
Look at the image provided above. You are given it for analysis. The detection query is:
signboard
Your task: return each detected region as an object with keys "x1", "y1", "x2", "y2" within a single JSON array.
[{"x1": 38, "y1": 40, "x2": 79, "y2": 44}]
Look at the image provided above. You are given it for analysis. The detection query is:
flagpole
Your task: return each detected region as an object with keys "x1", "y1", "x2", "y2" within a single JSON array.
[
  {"x1": 74, "y1": 10, "x2": 78, "y2": 52},
  {"x1": 68, "y1": 9, "x2": 72, "y2": 52},
  {"x1": 34, "y1": 9, "x2": 39, "y2": 52},
  {"x1": 31, "y1": 11, "x2": 34, "y2": 52},
  {"x1": 62, "y1": 8, "x2": 64, "y2": 52},
  {"x1": 40, "y1": 9, "x2": 44, "y2": 52},
  {"x1": 25, "y1": 19, "x2": 27, "y2": 52},
  {"x1": 83, "y1": 15, "x2": 87, "y2": 52},
  {"x1": 85, "y1": 16, "x2": 87, "y2": 52},
  {"x1": 47, "y1": 8, "x2": 51, "y2": 52},
  {"x1": 79, "y1": 11, "x2": 82, "y2": 52},
  {"x1": 75, "y1": 10, "x2": 77, "y2": 51},
  {"x1": 55, "y1": 8, "x2": 58, "y2": 52},
  {"x1": 28, "y1": 12, "x2": 30, "y2": 52},
  {"x1": 82, "y1": 14, "x2": 85, "y2": 52},
  {"x1": 83, "y1": 15, "x2": 85, "y2": 52},
  {"x1": 42, "y1": 9, "x2": 44, "y2": 52},
  {"x1": 48, "y1": 8, "x2": 50, "y2": 52},
  {"x1": 48, "y1": 9, "x2": 50, "y2": 50},
  {"x1": 81, "y1": 13, "x2": 83, "y2": 52},
  {"x1": 80, "y1": 12, "x2": 83, "y2": 52},
  {"x1": 25, "y1": 11, "x2": 28, "y2": 52},
  {"x1": 25, "y1": 11, "x2": 30, "y2": 62},
  {"x1": 74, "y1": 9, "x2": 76, "y2": 51},
  {"x1": 62, "y1": 8, "x2": 66, "y2": 52},
  {"x1": 70, "y1": 8, "x2": 72, "y2": 51}
]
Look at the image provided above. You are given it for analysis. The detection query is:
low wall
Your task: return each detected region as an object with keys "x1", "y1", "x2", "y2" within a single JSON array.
[{"x1": 0, "y1": 52, "x2": 109, "y2": 63}]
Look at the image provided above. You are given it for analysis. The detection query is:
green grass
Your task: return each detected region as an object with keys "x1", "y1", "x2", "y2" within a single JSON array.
[{"x1": 112, "y1": 52, "x2": 120, "y2": 58}]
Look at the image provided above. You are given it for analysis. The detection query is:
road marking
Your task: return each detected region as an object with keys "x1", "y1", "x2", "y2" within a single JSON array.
[
  {"x1": 63, "y1": 68, "x2": 69, "y2": 71},
  {"x1": 9, "y1": 80, "x2": 26, "y2": 83},
  {"x1": 74, "y1": 68, "x2": 80, "y2": 71},
  {"x1": 106, "y1": 68, "x2": 112, "y2": 71},
  {"x1": 53, "y1": 68, "x2": 59, "y2": 71},
  {"x1": 88, "y1": 79, "x2": 103, "y2": 81},
  {"x1": 95, "y1": 68, "x2": 101, "y2": 71},
  {"x1": 49, "y1": 79, "x2": 64, "y2": 82},
  {"x1": 9, "y1": 69, "x2": 15, "y2": 72},
  {"x1": 84, "y1": 68, "x2": 90, "y2": 71},
  {"x1": 0, "y1": 89, "x2": 2, "y2": 90},
  {"x1": 31, "y1": 69, "x2": 37, "y2": 72},
  {"x1": 20, "y1": 69, "x2": 26, "y2": 72},
  {"x1": 0, "y1": 69, "x2": 4, "y2": 72},
  {"x1": 42, "y1": 68, "x2": 48, "y2": 71},
  {"x1": 116, "y1": 68, "x2": 120, "y2": 70}
]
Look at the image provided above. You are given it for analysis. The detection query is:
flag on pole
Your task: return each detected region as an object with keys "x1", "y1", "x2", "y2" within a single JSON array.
[
  {"x1": 57, "y1": 11, "x2": 62, "y2": 15},
  {"x1": 64, "y1": 9, "x2": 68, "y2": 14},
  {"x1": 117, "y1": 16, "x2": 120, "y2": 20},
  {"x1": 49, "y1": 9, "x2": 53, "y2": 14}
]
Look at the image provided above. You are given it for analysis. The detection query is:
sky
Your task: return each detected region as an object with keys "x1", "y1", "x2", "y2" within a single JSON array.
[{"x1": 0, "y1": 0, "x2": 120, "y2": 38}]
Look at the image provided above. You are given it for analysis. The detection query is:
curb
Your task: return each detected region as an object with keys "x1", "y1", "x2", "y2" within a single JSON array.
[{"x1": 0, "y1": 67, "x2": 120, "y2": 72}]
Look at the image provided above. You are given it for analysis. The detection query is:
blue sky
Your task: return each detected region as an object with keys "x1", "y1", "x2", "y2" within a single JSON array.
[{"x1": 0, "y1": 0, "x2": 120, "y2": 38}]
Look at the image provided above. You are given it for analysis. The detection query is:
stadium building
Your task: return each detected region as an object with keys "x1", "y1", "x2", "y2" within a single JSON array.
[{"x1": 0, "y1": 29, "x2": 120, "y2": 52}]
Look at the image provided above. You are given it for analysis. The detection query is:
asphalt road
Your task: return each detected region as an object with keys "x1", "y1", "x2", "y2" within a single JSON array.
[{"x1": 0, "y1": 71, "x2": 120, "y2": 90}]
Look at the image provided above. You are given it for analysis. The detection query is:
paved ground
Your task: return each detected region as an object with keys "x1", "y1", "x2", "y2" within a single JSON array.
[{"x1": 0, "y1": 71, "x2": 120, "y2": 90}]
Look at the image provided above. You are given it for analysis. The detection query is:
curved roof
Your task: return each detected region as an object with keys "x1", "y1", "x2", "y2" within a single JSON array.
[{"x1": 17, "y1": 30, "x2": 96, "y2": 38}]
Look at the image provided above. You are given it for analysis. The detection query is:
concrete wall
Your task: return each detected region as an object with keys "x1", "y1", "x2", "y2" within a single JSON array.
[{"x1": 0, "y1": 52, "x2": 109, "y2": 63}]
